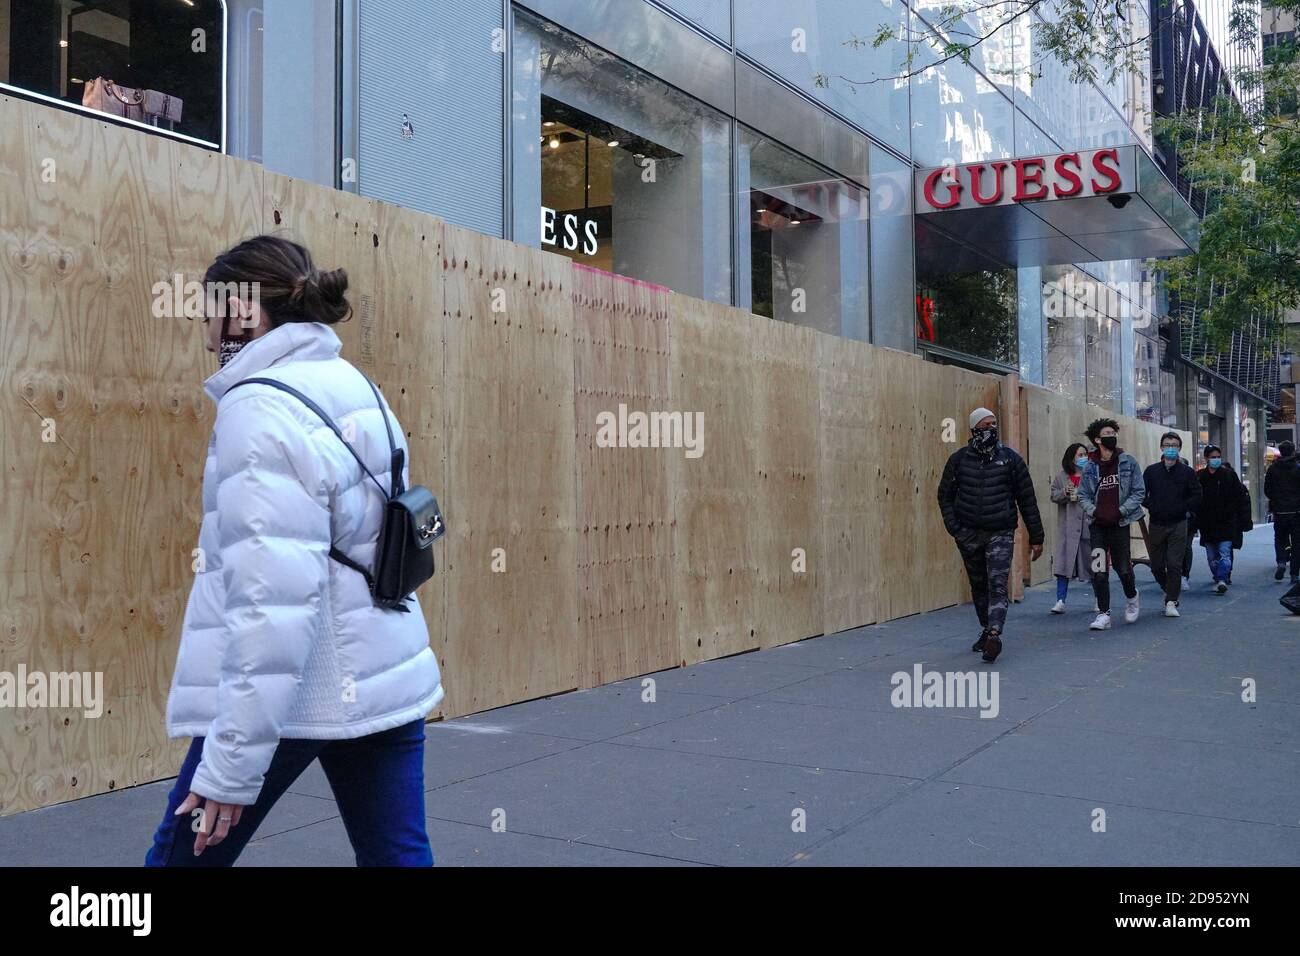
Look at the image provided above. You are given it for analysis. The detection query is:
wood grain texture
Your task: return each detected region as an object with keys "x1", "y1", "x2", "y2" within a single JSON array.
[
  {"x1": 440, "y1": 225, "x2": 580, "y2": 715},
  {"x1": 0, "y1": 95, "x2": 260, "y2": 815},
  {"x1": 749, "y1": 318, "x2": 821, "y2": 649},
  {"x1": 669, "y1": 296, "x2": 761, "y2": 665},
  {"x1": 572, "y1": 266, "x2": 677, "y2": 686}
]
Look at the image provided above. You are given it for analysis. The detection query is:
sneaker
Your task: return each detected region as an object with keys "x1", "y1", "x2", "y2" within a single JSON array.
[
  {"x1": 981, "y1": 631, "x2": 1003, "y2": 663},
  {"x1": 1124, "y1": 597, "x2": 1140, "y2": 624},
  {"x1": 1050, "y1": 600, "x2": 1066, "y2": 614},
  {"x1": 1089, "y1": 612, "x2": 1112, "y2": 631},
  {"x1": 1277, "y1": 563, "x2": 1286, "y2": 581},
  {"x1": 1215, "y1": 581, "x2": 1227, "y2": 594},
  {"x1": 1164, "y1": 601, "x2": 1180, "y2": 618},
  {"x1": 971, "y1": 628, "x2": 989, "y2": 653}
]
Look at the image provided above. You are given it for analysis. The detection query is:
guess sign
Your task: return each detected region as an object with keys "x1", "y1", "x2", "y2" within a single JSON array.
[{"x1": 915, "y1": 147, "x2": 1135, "y2": 213}]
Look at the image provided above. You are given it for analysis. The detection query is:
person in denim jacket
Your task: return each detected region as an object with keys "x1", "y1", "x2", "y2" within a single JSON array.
[{"x1": 1076, "y1": 418, "x2": 1146, "y2": 630}]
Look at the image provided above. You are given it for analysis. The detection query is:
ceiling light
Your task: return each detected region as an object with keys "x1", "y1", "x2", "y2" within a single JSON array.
[
  {"x1": 549, "y1": 138, "x2": 560, "y2": 149},
  {"x1": 607, "y1": 140, "x2": 619, "y2": 147},
  {"x1": 543, "y1": 121, "x2": 555, "y2": 127},
  {"x1": 59, "y1": 39, "x2": 68, "y2": 47}
]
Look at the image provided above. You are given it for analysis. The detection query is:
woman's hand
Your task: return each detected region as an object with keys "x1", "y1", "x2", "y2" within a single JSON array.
[{"x1": 175, "y1": 791, "x2": 245, "y2": 856}]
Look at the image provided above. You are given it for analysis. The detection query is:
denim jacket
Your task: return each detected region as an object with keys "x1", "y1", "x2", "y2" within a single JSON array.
[{"x1": 1078, "y1": 451, "x2": 1146, "y2": 527}]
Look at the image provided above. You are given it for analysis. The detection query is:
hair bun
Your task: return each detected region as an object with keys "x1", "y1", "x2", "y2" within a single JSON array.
[{"x1": 314, "y1": 267, "x2": 348, "y2": 304}]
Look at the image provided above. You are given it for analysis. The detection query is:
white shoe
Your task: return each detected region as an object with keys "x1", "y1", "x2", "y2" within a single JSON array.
[
  {"x1": 1215, "y1": 581, "x2": 1227, "y2": 594},
  {"x1": 1089, "y1": 612, "x2": 1112, "y2": 630},
  {"x1": 1050, "y1": 600, "x2": 1066, "y2": 614},
  {"x1": 1164, "y1": 601, "x2": 1180, "y2": 618},
  {"x1": 1124, "y1": 597, "x2": 1140, "y2": 624}
]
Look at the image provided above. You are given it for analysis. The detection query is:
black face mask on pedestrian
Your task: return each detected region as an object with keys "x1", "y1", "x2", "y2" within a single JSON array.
[
  {"x1": 971, "y1": 425, "x2": 999, "y2": 451},
  {"x1": 1098, "y1": 436, "x2": 1118, "y2": 452}
]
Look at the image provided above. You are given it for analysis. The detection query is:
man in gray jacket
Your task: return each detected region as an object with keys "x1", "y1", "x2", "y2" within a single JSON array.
[{"x1": 1077, "y1": 418, "x2": 1146, "y2": 630}]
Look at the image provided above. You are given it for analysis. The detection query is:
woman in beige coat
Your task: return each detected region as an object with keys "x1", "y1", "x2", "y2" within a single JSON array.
[{"x1": 1049, "y1": 443, "x2": 1093, "y2": 614}]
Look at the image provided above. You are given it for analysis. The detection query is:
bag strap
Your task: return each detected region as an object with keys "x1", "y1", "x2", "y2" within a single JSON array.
[
  {"x1": 357, "y1": 372, "x2": 404, "y2": 498},
  {"x1": 226, "y1": 376, "x2": 389, "y2": 501}
]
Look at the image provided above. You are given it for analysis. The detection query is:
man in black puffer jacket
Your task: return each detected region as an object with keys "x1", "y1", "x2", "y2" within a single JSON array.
[
  {"x1": 1265, "y1": 440, "x2": 1300, "y2": 582},
  {"x1": 937, "y1": 406, "x2": 1045, "y2": 663}
]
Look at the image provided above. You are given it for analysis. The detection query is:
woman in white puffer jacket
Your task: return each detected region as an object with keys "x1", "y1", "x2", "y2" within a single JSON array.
[{"x1": 145, "y1": 236, "x2": 443, "y2": 866}]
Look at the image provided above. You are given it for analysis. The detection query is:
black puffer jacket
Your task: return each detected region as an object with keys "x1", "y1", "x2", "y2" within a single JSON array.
[
  {"x1": 1190, "y1": 465, "x2": 1251, "y2": 548},
  {"x1": 938, "y1": 444, "x2": 1045, "y2": 544},
  {"x1": 1265, "y1": 455, "x2": 1300, "y2": 515}
]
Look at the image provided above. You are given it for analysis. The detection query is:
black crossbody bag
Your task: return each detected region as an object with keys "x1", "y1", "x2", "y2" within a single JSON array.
[{"x1": 227, "y1": 372, "x2": 444, "y2": 612}]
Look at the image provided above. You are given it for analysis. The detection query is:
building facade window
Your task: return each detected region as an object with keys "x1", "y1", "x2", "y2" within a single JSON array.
[
  {"x1": 736, "y1": 124, "x2": 869, "y2": 337},
  {"x1": 2, "y1": 0, "x2": 226, "y2": 149},
  {"x1": 511, "y1": 10, "x2": 731, "y2": 303}
]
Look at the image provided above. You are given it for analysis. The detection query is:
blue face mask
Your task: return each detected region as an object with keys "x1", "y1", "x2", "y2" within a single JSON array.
[
  {"x1": 1162, "y1": 447, "x2": 1179, "y2": 460},
  {"x1": 1209, "y1": 457, "x2": 1223, "y2": 468},
  {"x1": 1074, "y1": 457, "x2": 1089, "y2": 470}
]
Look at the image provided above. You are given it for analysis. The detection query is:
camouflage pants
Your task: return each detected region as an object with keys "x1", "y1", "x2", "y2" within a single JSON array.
[{"x1": 955, "y1": 529, "x2": 1015, "y2": 632}]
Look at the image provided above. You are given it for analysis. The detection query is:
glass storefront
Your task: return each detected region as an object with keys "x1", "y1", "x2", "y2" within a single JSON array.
[
  {"x1": 2, "y1": 0, "x2": 225, "y2": 148},
  {"x1": 736, "y1": 125, "x2": 869, "y2": 337},
  {"x1": 511, "y1": 9, "x2": 731, "y2": 303}
]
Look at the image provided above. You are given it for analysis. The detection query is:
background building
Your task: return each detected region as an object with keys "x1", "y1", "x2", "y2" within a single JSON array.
[{"x1": 0, "y1": 0, "x2": 1274, "y2": 494}]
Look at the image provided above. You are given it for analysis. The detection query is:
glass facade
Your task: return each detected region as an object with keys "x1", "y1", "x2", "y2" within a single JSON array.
[
  {"x1": 17, "y1": 0, "x2": 1264, "y2": 434},
  {"x1": 2, "y1": 0, "x2": 225, "y2": 149}
]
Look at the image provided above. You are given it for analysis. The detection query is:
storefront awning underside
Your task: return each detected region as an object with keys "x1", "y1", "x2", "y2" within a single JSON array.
[{"x1": 915, "y1": 147, "x2": 1200, "y2": 275}]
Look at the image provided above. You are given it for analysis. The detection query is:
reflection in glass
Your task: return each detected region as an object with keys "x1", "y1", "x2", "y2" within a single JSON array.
[{"x1": 737, "y1": 126, "x2": 869, "y2": 337}]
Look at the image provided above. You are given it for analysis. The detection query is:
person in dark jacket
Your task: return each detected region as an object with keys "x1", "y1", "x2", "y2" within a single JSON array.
[
  {"x1": 1265, "y1": 440, "x2": 1300, "y2": 583},
  {"x1": 937, "y1": 407, "x2": 1045, "y2": 663},
  {"x1": 1077, "y1": 418, "x2": 1146, "y2": 630},
  {"x1": 1189, "y1": 445, "x2": 1251, "y2": 593},
  {"x1": 1141, "y1": 432, "x2": 1201, "y2": 617}
]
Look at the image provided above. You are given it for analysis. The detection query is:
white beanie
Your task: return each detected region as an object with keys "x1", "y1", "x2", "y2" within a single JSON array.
[{"x1": 969, "y1": 407, "x2": 997, "y2": 430}]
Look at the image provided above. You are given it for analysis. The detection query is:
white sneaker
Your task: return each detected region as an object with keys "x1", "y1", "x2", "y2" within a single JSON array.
[
  {"x1": 1089, "y1": 612, "x2": 1112, "y2": 630},
  {"x1": 1215, "y1": 581, "x2": 1227, "y2": 594},
  {"x1": 1124, "y1": 597, "x2": 1140, "y2": 624},
  {"x1": 1164, "y1": 601, "x2": 1180, "y2": 618},
  {"x1": 1050, "y1": 600, "x2": 1066, "y2": 614}
]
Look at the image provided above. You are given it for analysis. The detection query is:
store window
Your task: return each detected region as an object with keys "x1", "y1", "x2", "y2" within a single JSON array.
[
  {"x1": 1133, "y1": 332, "x2": 1161, "y2": 422},
  {"x1": 736, "y1": 125, "x2": 868, "y2": 337},
  {"x1": 2, "y1": 0, "x2": 225, "y2": 149},
  {"x1": 511, "y1": 10, "x2": 731, "y2": 303}
]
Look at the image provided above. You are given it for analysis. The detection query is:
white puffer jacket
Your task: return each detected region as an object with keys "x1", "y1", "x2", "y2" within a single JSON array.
[{"x1": 166, "y1": 321, "x2": 443, "y2": 805}]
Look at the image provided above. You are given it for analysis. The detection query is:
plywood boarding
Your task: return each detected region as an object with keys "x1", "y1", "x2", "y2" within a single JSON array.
[
  {"x1": 670, "y1": 295, "x2": 762, "y2": 665},
  {"x1": 0, "y1": 95, "x2": 261, "y2": 815},
  {"x1": 817, "y1": 334, "x2": 885, "y2": 634},
  {"x1": 749, "y1": 318, "x2": 821, "y2": 649},
  {"x1": 263, "y1": 173, "x2": 447, "y2": 713},
  {"x1": 572, "y1": 265, "x2": 677, "y2": 686},
  {"x1": 440, "y1": 225, "x2": 580, "y2": 715}
]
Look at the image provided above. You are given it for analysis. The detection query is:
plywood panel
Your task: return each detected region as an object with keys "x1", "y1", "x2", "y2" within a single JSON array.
[
  {"x1": 0, "y1": 95, "x2": 261, "y2": 815},
  {"x1": 670, "y1": 296, "x2": 761, "y2": 665},
  {"x1": 817, "y1": 335, "x2": 884, "y2": 634},
  {"x1": 263, "y1": 173, "x2": 446, "y2": 712},
  {"x1": 750, "y1": 318, "x2": 821, "y2": 649},
  {"x1": 440, "y1": 226, "x2": 579, "y2": 714},
  {"x1": 572, "y1": 265, "x2": 677, "y2": 686}
]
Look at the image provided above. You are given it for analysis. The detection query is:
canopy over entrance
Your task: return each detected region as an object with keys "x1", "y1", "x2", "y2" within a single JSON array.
[{"x1": 914, "y1": 145, "x2": 1199, "y2": 274}]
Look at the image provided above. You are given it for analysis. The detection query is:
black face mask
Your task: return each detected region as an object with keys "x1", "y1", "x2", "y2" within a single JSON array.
[
  {"x1": 971, "y1": 425, "x2": 999, "y2": 450},
  {"x1": 1099, "y1": 436, "x2": 1118, "y2": 451}
]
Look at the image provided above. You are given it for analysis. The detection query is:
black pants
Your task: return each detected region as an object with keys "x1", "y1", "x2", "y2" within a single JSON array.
[
  {"x1": 1147, "y1": 519, "x2": 1187, "y2": 603},
  {"x1": 955, "y1": 528, "x2": 1015, "y2": 632},
  {"x1": 1274, "y1": 513, "x2": 1300, "y2": 577},
  {"x1": 1090, "y1": 523, "x2": 1136, "y2": 614}
]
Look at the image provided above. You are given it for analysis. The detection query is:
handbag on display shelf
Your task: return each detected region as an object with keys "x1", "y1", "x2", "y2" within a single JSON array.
[
  {"x1": 142, "y1": 88, "x2": 183, "y2": 128},
  {"x1": 82, "y1": 77, "x2": 145, "y2": 122}
]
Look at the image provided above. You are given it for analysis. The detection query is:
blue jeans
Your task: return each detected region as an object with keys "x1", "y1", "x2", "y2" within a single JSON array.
[
  {"x1": 1055, "y1": 575, "x2": 1069, "y2": 601},
  {"x1": 1204, "y1": 541, "x2": 1234, "y2": 584},
  {"x1": 145, "y1": 718, "x2": 433, "y2": 867}
]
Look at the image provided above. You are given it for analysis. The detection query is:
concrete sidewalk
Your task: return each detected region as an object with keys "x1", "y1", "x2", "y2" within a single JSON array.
[{"x1": 3, "y1": 528, "x2": 1297, "y2": 866}]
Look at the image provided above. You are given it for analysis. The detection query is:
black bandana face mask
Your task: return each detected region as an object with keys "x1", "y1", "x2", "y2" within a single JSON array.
[
  {"x1": 217, "y1": 323, "x2": 251, "y2": 367},
  {"x1": 971, "y1": 425, "x2": 999, "y2": 451}
]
